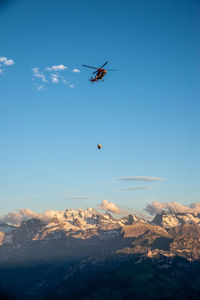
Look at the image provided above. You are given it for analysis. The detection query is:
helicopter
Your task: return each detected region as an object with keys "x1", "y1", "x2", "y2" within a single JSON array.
[{"x1": 82, "y1": 61, "x2": 117, "y2": 82}]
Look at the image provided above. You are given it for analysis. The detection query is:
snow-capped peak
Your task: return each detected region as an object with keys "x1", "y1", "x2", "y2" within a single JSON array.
[{"x1": 152, "y1": 211, "x2": 200, "y2": 228}]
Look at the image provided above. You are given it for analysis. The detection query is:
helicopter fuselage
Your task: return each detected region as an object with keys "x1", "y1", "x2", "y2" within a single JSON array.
[
  {"x1": 90, "y1": 68, "x2": 107, "y2": 82},
  {"x1": 82, "y1": 61, "x2": 116, "y2": 82}
]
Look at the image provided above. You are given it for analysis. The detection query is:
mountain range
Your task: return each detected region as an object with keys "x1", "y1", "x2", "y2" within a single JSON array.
[{"x1": 0, "y1": 208, "x2": 200, "y2": 299}]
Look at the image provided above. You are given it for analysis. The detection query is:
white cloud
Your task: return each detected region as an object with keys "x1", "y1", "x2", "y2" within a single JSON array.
[
  {"x1": 32, "y1": 67, "x2": 47, "y2": 83},
  {"x1": 31, "y1": 64, "x2": 76, "y2": 90},
  {"x1": 62, "y1": 78, "x2": 67, "y2": 84},
  {"x1": 50, "y1": 73, "x2": 59, "y2": 83},
  {"x1": 119, "y1": 176, "x2": 166, "y2": 181},
  {"x1": 62, "y1": 79, "x2": 75, "y2": 88},
  {"x1": 72, "y1": 69, "x2": 80, "y2": 73},
  {"x1": 0, "y1": 57, "x2": 7, "y2": 62},
  {"x1": 36, "y1": 84, "x2": 45, "y2": 91},
  {"x1": 145, "y1": 201, "x2": 200, "y2": 216},
  {"x1": 0, "y1": 56, "x2": 15, "y2": 74},
  {"x1": 32, "y1": 67, "x2": 38, "y2": 73},
  {"x1": 52, "y1": 77, "x2": 59, "y2": 83},
  {"x1": 121, "y1": 186, "x2": 152, "y2": 191},
  {"x1": 0, "y1": 209, "x2": 64, "y2": 225},
  {"x1": 4, "y1": 59, "x2": 14, "y2": 66},
  {"x1": 0, "y1": 209, "x2": 38, "y2": 225},
  {"x1": 46, "y1": 64, "x2": 67, "y2": 72},
  {"x1": 98, "y1": 200, "x2": 121, "y2": 215}
]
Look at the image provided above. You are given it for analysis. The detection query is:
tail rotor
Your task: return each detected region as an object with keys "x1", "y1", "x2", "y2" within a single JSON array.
[{"x1": 89, "y1": 77, "x2": 96, "y2": 82}]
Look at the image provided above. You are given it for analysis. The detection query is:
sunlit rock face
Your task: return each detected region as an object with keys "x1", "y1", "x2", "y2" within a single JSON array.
[
  {"x1": 0, "y1": 231, "x2": 4, "y2": 245},
  {"x1": 0, "y1": 208, "x2": 200, "y2": 263},
  {"x1": 0, "y1": 209, "x2": 138, "y2": 263},
  {"x1": 152, "y1": 211, "x2": 200, "y2": 228}
]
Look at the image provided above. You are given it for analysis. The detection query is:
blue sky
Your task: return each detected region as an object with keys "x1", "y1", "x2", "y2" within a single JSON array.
[{"x1": 0, "y1": 0, "x2": 199, "y2": 214}]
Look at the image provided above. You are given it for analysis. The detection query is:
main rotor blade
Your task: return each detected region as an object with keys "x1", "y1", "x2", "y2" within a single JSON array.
[
  {"x1": 92, "y1": 70, "x2": 98, "y2": 74},
  {"x1": 82, "y1": 65, "x2": 98, "y2": 70},
  {"x1": 100, "y1": 61, "x2": 108, "y2": 68}
]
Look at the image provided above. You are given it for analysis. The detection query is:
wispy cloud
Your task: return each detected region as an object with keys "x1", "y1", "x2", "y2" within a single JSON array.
[
  {"x1": 64, "y1": 190, "x2": 95, "y2": 200},
  {"x1": 0, "y1": 56, "x2": 15, "y2": 74},
  {"x1": 145, "y1": 201, "x2": 200, "y2": 215},
  {"x1": 36, "y1": 84, "x2": 45, "y2": 91},
  {"x1": 31, "y1": 64, "x2": 76, "y2": 90},
  {"x1": 68, "y1": 84, "x2": 74, "y2": 88},
  {"x1": 72, "y1": 68, "x2": 80, "y2": 73},
  {"x1": 45, "y1": 64, "x2": 67, "y2": 72},
  {"x1": 119, "y1": 176, "x2": 166, "y2": 181},
  {"x1": 50, "y1": 73, "x2": 59, "y2": 83},
  {"x1": 120, "y1": 186, "x2": 152, "y2": 191},
  {"x1": 32, "y1": 67, "x2": 47, "y2": 82},
  {"x1": 65, "y1": 196, "x2": 95, "y2": 200}
]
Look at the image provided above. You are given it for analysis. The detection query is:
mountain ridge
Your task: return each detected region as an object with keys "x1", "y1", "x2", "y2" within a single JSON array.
[
  {"x1": 0, "y1": 208, "x2": 200, "y2": 263},
  {"x1": 0, "y1": 208, "x2": 200, "y2": 299}
]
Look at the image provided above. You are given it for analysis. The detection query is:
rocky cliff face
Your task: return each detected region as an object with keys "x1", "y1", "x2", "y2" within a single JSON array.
[
  {"x1": 0, "y1": 208, "x2": 200, "y2": 262},
  {"x1": 152, "y1": 210, "x2": 200, "y2": 228}
]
